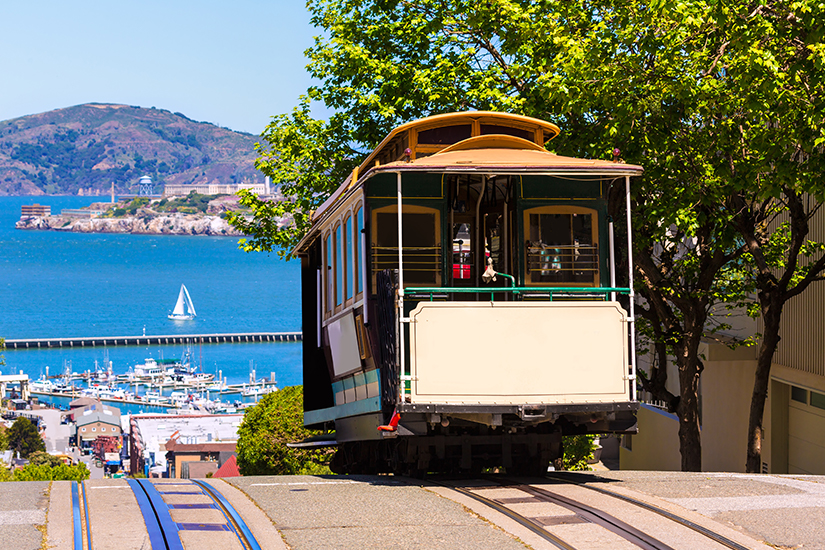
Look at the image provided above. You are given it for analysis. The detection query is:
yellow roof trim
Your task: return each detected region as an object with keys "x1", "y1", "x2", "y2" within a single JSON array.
[{"x1": 435, "y1": 134, "x2": 546, "y2": 154}]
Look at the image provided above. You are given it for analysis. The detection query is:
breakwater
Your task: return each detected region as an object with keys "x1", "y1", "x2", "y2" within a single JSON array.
[{"x1": 4, "y1": 331, "x2": 302, "y2": 350}]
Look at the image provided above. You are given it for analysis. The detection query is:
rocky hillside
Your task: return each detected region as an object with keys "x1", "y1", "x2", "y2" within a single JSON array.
[{"x1": 0, "y1": 103, "x2": 261, "y2": 196}]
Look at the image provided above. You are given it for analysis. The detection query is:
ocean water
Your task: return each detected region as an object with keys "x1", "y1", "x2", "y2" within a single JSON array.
[{"x1": 0, "y1": 196, "x2": 303, "y2": 400}]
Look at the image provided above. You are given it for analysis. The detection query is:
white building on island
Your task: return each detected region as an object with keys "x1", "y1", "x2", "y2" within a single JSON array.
[{"x1": 163, "y1": 177, "x2": 272, "y2": 198}]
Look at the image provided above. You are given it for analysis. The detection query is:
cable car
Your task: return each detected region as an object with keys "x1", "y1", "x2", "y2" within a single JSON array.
[{"x1": 292, "y1": 112, "x2": 641, "y2": 474}]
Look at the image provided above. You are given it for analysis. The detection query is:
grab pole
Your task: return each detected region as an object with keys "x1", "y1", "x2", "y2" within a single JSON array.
[{"x1": 625, "y1": 175, "x2": 637, "y2": 401}]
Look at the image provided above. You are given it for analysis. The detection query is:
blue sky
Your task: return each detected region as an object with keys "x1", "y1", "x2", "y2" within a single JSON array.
[{"x1": 0, "y1": 1, "x2": 321, "y2": 135}]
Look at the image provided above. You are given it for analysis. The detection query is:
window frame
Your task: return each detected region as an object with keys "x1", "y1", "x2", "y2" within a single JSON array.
[
  {"x1": 333, "y1": 222, "x2": 343, "y2": 312},
  {"x1": 371, "y1": 203, "x2": 442, "y2": 290},
  {"x1": 522, "y1": 205, "x2": 600, "y2": 287},
  {"x1": 323, "y1": 230, "x2": 333, "y2": 318},
  {"x1": 354, "y1": 204, "x2": 364, "y2": 299},
  {"x1": 344, "y1": 213, "x2": 353, "y2": 306}
]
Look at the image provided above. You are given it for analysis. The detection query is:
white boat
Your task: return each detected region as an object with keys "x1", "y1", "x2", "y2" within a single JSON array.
[
  {"x1": 134, "y1": 358, "x2": 165, "y2": 378},
  {"x1": 168, "y1": 284, "x2": 197, "y2": 320}
]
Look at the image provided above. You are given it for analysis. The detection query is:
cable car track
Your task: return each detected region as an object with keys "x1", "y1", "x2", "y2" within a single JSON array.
[
  {"x1": 70, "y1": 479, "x2": 263, "y2": 550},
  {"x1": 431, "y1": 475, "x2": 755, "y2": 550}
]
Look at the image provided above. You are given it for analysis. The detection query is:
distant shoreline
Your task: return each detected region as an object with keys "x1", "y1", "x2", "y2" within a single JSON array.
[{"x1": 15, "y1": 212, "x2": 243, "y2": 236}]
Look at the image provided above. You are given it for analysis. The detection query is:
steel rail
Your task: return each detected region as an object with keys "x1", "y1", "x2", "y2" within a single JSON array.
[
  {"x1": 81, "y1": 481, "x2": 93, "y2": 550},
  {"x1": 427, "y1": 480, "x2": 576, "y2": 550},
  {"x1": 518, "y1": 483, "x2": 674, "y2": 550},
  {"x1": 191, "y1": 479, "x2": 263, "y2": 550},
  {"x1": 545, "y1": 473, "x2": 752, "y2": 550},
  {"x1": 71, "y1": 481, "x2": 83, "y2": 550},
  {"x1": 127, "y1": 479, "x2": 169, "y2": 550}
]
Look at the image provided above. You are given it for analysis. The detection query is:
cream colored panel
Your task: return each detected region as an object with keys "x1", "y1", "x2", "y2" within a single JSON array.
[
  {"x1": 409, "y1": 301, "x2": 628, "y2": 404},
  {"x1": 788, "y1": 404, "x2": 825, "y2": 475}
]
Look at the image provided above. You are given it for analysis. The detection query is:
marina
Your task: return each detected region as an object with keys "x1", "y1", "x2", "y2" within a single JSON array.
[{"x1": 19, "y1": 351, "x2": 281, "y2": 414}]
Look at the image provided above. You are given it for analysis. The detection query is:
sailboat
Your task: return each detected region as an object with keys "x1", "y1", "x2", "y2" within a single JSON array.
[{"x1": 168, "y1": 284, "x2": 197, "y2": 320}]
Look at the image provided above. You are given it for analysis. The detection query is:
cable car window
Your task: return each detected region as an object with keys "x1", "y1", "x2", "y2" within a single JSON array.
[
  {"x1": 525, "y1": 207, "x2": 598, "y2": 285},
  {"x1": 355, "y1": 207, "x2": 364, "y2": 295},
  {"x1": 345, "y1": 215, "x2": 353, "y2": 302},
  {"x1": 372, "y1": 205, "x2": 441, "y2": 286},
  {"x1": 480, "y1": 124, "x2": 533, "y2": 141},
  {"x1": 335, "y1": 224, "x2": 344, "y2": 307},
  {"x1": 325, "y1": 232, "x2": 333, "y2": 313},
  {"x1": 417, "y1": 125, "x2": 472, "y2": 145}
]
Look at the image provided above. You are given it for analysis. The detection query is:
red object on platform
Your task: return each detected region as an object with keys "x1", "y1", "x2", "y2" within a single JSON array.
[{"x1": 377, "y1": 410, "x2": 400, "y2": 432}]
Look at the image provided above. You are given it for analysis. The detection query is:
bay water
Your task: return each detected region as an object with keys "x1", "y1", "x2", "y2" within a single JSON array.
[{"x1": 0, "y1": 196, "x2": 303, "y2": 411}]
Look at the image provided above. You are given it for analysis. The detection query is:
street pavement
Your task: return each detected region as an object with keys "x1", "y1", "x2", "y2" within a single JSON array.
[
  {"x1": 0, "y1": 481, "x2": 49, "y2": 550},
  {"x1": 1, "y1": 471, "x2": 824, "y2": 549}
]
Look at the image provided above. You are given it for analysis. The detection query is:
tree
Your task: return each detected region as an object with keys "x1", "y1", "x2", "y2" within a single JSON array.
[
  {"x1": 232, "y1": 1, "x2": 825, "y2": 471},
  {"x1": 236, "y1": 386, "x2": 333, "y2": 475},
  {"x1": 7, "y1": 417, "x2": 45, "y2": 458}
]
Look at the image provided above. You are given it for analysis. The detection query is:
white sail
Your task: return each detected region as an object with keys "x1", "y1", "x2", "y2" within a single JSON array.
[
  {"x1": 168, "y1": 284, "x2": 196, "y2": 320},
  {"x1": 182, "y1": 284, "x2": 197, "y2": 316}
]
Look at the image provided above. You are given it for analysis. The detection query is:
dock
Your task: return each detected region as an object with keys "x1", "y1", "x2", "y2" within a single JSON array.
[{"x1": 3, "y1": 331, "x2": 302, "y2": 349}]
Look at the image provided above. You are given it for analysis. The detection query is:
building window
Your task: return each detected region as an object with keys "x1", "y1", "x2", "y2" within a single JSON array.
[
  {"x1": 791, "y1": 386, "x2": 807, "y2": 404},
  {"x1": 101, "y1": 427, "x2": 106, "y2": 432},
  {"x1": 81, "y1": 428, "x2": 86, "y2": 432},
  {"x1": 92, "y1": 427, "x2": 96, "y2": 432},
  {"x1": 811, "y1": 391, "x2": 825, "y2": 410},
  {"x1": 524, "y1": 206, "x2": 599, "y2": 285}
]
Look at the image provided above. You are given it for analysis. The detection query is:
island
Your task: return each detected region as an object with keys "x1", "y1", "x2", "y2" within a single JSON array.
[{"x1": 15, "y1": 193, "x2": 267, "y2": 237}]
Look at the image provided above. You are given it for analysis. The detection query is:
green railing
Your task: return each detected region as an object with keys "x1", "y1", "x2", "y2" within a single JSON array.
[{"x1": 402, "y1": 282, "x2": 631, "y2": 302}]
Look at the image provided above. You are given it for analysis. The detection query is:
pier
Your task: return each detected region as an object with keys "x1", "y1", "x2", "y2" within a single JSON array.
[{"x1": 3, "y1": 331, "x2": 302, "y2": 350}]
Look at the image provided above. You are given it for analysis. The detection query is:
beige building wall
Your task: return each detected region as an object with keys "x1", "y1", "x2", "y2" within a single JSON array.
[
  {"x1": 620, "y1": 405, "x2": 681, "y2": 471},
  {"x1": 78, "y1": 421, "x2": 121, "y2": 440},
  {"x1": 700, "y1": 343, "x2": 758, "y2": 472}
]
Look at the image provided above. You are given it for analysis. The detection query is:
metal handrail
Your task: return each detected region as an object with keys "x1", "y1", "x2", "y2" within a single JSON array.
[{"x1": 402, "y1": 285, "x2": 631, "y2": 301}]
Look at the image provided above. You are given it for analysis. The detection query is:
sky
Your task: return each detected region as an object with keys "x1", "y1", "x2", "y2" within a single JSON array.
[{"x1": 0, "y1": 0, "x2": 323, "y2": 135}]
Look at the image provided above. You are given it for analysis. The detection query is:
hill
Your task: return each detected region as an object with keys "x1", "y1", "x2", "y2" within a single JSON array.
[{"x1": 0, "y1": 103, "x2": 261, "y2": 196}]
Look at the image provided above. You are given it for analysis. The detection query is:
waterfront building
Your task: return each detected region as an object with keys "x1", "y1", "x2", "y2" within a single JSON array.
[
  {"x1": 163, "y1": 176, "x2": 272, "y2": 198},
  {"x1": 75, "y1": 406, "x2": 122, "y2": 440},
  {"x1": 59, "y1": 208, "x2": 107, "y2": 219},
  {"x1": 20, "y1": 204, "x2": 50, "y2": 217}
]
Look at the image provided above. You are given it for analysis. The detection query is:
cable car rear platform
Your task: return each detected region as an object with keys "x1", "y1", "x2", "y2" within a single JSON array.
[{"x1": 11, "y1": 471, "x2": 824, "y2": 549}]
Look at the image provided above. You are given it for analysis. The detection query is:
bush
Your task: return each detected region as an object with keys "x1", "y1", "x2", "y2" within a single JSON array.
[
  {"x1": 12, "y1": 462, "x2": 89, "y2": 481},
  {"x1": 236, "y1": 386, "x2": 333, "y2": 475},
  {"x1": 562, "y1": 434, "x2": 596, "y2": 471}
]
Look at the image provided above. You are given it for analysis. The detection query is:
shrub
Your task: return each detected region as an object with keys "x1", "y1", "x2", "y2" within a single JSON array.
[
  {"x1": 236, "y1": 386, "x2": 333, "y2": 475},
  {"x1": 12, "y1": 462, "x2": 89, "y2": 481},
  {"x1": 562, "y1": 434, "x2": 596, "y2": 471}
]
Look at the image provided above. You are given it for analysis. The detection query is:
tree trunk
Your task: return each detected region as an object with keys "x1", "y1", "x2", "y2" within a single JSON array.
[
  {"x1": 746, "y1": 293, "x2": 783, "y2": 473},
  {"x1": 674, "y1": 313, "x2": 707, "y2": 472},
  {"x1": 676, "y1": 352, "x2": 703, "y2": 471}
]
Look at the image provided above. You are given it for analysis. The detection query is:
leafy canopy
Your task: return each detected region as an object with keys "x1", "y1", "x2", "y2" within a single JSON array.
[
  {"x1": 7, "y1": 417, "x2": 45, "y2": 458},
  {"x1": 230, "y1": 0, "x2": 825, "y2": 471}
]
